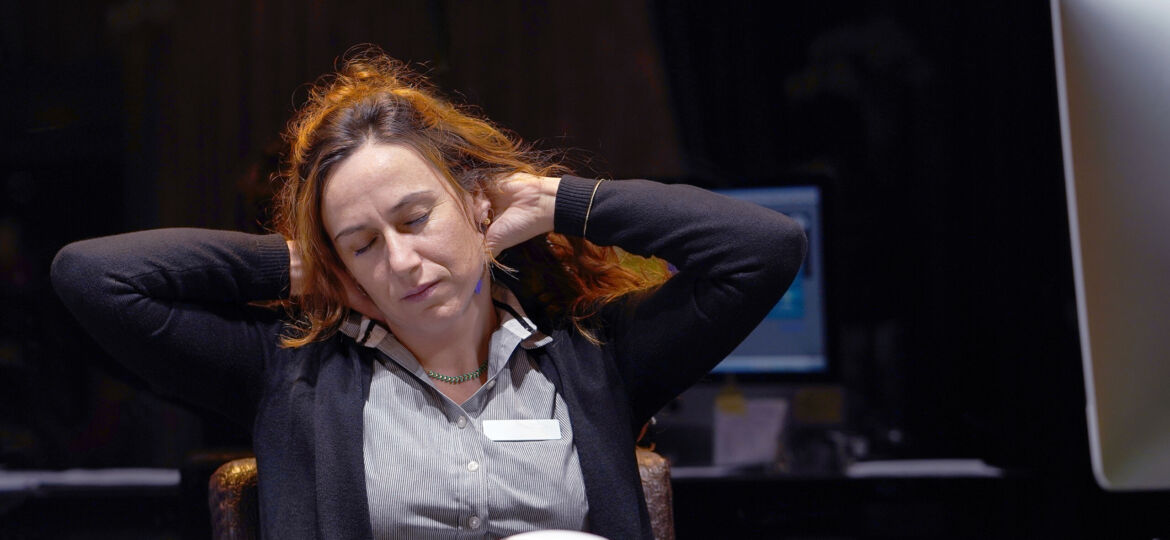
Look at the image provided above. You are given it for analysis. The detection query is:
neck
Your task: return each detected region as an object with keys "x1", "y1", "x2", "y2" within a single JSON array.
[{"x1": 394, "y1": 284, "x2": 496, "y2": 376}]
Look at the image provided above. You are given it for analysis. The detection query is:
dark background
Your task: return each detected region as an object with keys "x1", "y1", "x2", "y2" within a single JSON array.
[{"x1": 2, "y1": 0, "x2": 1167, "y2": 538}]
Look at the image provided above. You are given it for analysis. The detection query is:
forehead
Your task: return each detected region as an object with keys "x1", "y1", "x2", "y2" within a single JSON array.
[
  {"x1": 321, "y1": 143, "x2": 460, "y2": 229},
  {"x1": 325, "y1": 143, "x2": 446, "y2": 202}
]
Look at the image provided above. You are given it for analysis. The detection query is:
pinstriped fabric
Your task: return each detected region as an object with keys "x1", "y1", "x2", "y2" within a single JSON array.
[{"x1": 345, "y1": 292, "x2": 588, "y2": 539}]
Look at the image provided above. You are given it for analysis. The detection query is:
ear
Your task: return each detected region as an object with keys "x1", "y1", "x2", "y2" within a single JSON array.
[{"x1": 471, "y1": 190, "x2": 491, "y2": 226}]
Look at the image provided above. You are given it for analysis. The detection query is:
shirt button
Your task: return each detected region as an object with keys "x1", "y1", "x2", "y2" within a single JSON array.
[
  {"x1": 467, "y1": 515, "x2": 482, "y2": 529},
  {"x1": 467, "y1": 460, "x2": 480, "y2": 472},
  {"x1": 456, "y1": 416, "x2": 467, "y2": 429},
  {"x1": 485, "y1": 380, "x2": 496, "y2": 390}
]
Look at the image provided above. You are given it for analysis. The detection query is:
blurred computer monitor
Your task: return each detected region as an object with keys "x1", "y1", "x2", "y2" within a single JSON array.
[
  {"x1": 1052, "y1": 0, "x2": 1170, "y2": 490},
  {"x1": 709, "y1": 185, "x2": 829, "y2": 375}
]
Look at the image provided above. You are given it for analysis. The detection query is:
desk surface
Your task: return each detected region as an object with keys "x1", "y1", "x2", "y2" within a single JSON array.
[
  {"x1": 672, "y1": 458, "x2": 1004, "y2": 480},
  {"x1": 0, "y1": 468, "x2": 180, "y2": 493}
]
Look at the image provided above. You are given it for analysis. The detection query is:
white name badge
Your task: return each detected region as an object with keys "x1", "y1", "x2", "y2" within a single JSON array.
[{"x1": 482, "y1": 419, "x2": 562, "y2": 441}]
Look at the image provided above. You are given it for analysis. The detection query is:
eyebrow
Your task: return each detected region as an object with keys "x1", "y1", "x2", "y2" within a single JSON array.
[{"x1": 332, "y1": 190, "x2": 434, "y2": 242}]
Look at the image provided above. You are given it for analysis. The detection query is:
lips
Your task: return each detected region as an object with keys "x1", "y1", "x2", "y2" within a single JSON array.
[{"x1": 402, "y1": 280, "x2": 438, "y2": 301}]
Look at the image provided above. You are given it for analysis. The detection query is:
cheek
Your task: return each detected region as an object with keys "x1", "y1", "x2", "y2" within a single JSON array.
[
  {"x1": 339, "y1": 256, "x2": 379, "y2": 290},
  {"x1": 434, "y1": 218, "x2": 485, "y2": 270},
  {"x1": 455, "y1": 229, "x2": 487, "y2": 270},
  {"x1": 429, "y1": 241, "x2": 479, "y2": 278}
]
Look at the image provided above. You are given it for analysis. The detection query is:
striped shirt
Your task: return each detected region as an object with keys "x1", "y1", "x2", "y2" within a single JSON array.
[{"x1": 340, "y1": 288, "x2": 589, "y2": 539}]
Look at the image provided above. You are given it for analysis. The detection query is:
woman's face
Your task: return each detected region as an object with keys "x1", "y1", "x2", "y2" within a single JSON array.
[{"x1": 321, "y1": 143, "x2": 489, "y2": 336}]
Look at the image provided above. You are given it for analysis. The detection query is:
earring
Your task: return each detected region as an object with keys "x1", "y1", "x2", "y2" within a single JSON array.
[{"x1": 479, "y1": 208, "x2": 494, "y2": 231}]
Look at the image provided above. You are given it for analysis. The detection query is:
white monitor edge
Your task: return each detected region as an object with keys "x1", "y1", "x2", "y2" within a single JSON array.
[{"x1": 1049, "y1": 0, "x2": 1113, "y2": 491}]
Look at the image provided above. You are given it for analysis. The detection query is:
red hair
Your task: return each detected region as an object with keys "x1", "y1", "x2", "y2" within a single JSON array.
[{"x1": 272, "y1": 45, "x2": 668, "y2": 346}]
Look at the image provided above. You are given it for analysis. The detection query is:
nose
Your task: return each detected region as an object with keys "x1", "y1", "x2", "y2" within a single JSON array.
[{"x1": 383, "y1": 232, "x2": 422, "y2": 276}]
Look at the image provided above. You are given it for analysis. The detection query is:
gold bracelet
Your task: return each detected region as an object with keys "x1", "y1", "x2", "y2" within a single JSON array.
[{"x1": 583, "y1": 179, "x2": 606, "y2": 238}]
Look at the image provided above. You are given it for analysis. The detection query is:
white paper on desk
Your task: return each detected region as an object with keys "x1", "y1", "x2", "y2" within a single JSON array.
[{"x1": 713, "y1": 398, "x2": 788, "y2": 467}]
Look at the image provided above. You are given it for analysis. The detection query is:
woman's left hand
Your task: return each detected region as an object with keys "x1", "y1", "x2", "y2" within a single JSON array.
[{"x1": 484, "y1": 173, "x2": 560, "y2": 255}]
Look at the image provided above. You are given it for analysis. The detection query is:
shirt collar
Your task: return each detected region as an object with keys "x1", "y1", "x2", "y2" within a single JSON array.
[{"x1": 489, "y1": 285, "x2": 554, "y2": 349}]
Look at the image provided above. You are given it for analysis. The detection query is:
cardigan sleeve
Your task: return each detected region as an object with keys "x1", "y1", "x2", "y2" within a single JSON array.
[
  {"x1": 50, "y1": 228, "x2": 291, "y2": 425},
  {"x1": 553, "y1": 176, "x2": 808, "y2": 425}
]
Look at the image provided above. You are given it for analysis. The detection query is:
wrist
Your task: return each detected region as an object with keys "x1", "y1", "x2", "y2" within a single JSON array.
[
  {"x1": 551, "y1": 175, "x2": 606, "y2": 237},
  {"x1": 541, "y1": 176, "x2": 561, "y2": 233},
  {"x1": 286, "y1": 239, "x2": 304, "y2": 297}
]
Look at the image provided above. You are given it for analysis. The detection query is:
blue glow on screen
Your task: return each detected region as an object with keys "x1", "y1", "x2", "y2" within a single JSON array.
[{"x1": 710, "y1": 186, "x2": 827, "y2": 374}]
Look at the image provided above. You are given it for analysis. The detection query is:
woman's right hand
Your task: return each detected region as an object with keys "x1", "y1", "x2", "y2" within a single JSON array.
[
  {"x1": 287, "y1": 239, "x2": 306, "y2": 297},
  {"x1": 337, "y1": 270, "x2": 386, "y2": 325},
  {"x1": 287, "y1": 239, "x2": 386, "y2": 324}
]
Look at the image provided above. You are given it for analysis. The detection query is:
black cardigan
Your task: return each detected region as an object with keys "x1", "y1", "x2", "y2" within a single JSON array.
[{"x1": 51, "y1": 176, "x2": 807, "y2": 539}]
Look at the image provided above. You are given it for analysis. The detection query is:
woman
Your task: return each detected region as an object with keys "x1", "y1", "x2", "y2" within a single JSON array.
[{"x1": 51, "y1": 48, "x2": 806, "y2": 539}]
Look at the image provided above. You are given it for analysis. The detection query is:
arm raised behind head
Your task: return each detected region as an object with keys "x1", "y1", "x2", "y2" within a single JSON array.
[
  {"x1": 552, "y1": 176, "x2": 808, "y2": 426},
  {"x1": 51, "y1": 228, "x2": 292, "y2": 425}
]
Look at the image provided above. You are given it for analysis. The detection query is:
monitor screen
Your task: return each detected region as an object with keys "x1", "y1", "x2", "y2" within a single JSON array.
[
  {"x1": 1052, "y1": 0, "x2": 1170, "y2": 490},
  {"x1": 709, "y1": 185, "x2": 828, "y2": 374}
]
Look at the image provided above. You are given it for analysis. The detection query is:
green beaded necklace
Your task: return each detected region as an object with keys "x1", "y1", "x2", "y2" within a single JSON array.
[{"x1": 425, "y1": 359, "x2": 489, "y2": 384}]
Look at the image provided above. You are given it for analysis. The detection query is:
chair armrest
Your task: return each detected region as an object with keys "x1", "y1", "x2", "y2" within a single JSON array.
[
  {"x1": 636, "y1": 447, "x2": 675, "y2": 540},
  {"x1": 208, "y1": 457, "x2": 259, "y2": 540}
]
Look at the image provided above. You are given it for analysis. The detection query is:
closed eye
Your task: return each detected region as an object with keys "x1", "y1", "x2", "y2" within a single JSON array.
[
  {"x1": 353, "y1": 237, "x2": 375, "y2": 256},
  {"x1": 349, "y1": 211, "x2": 429, "y2": 256},
  {"x1": 406, "y1": 212, "x2": 430, "y2": 227}
]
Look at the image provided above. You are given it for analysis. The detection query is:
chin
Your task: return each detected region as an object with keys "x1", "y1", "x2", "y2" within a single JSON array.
[{"x1": 387, "y1": 292, "x2": 478, "y2": 332}]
